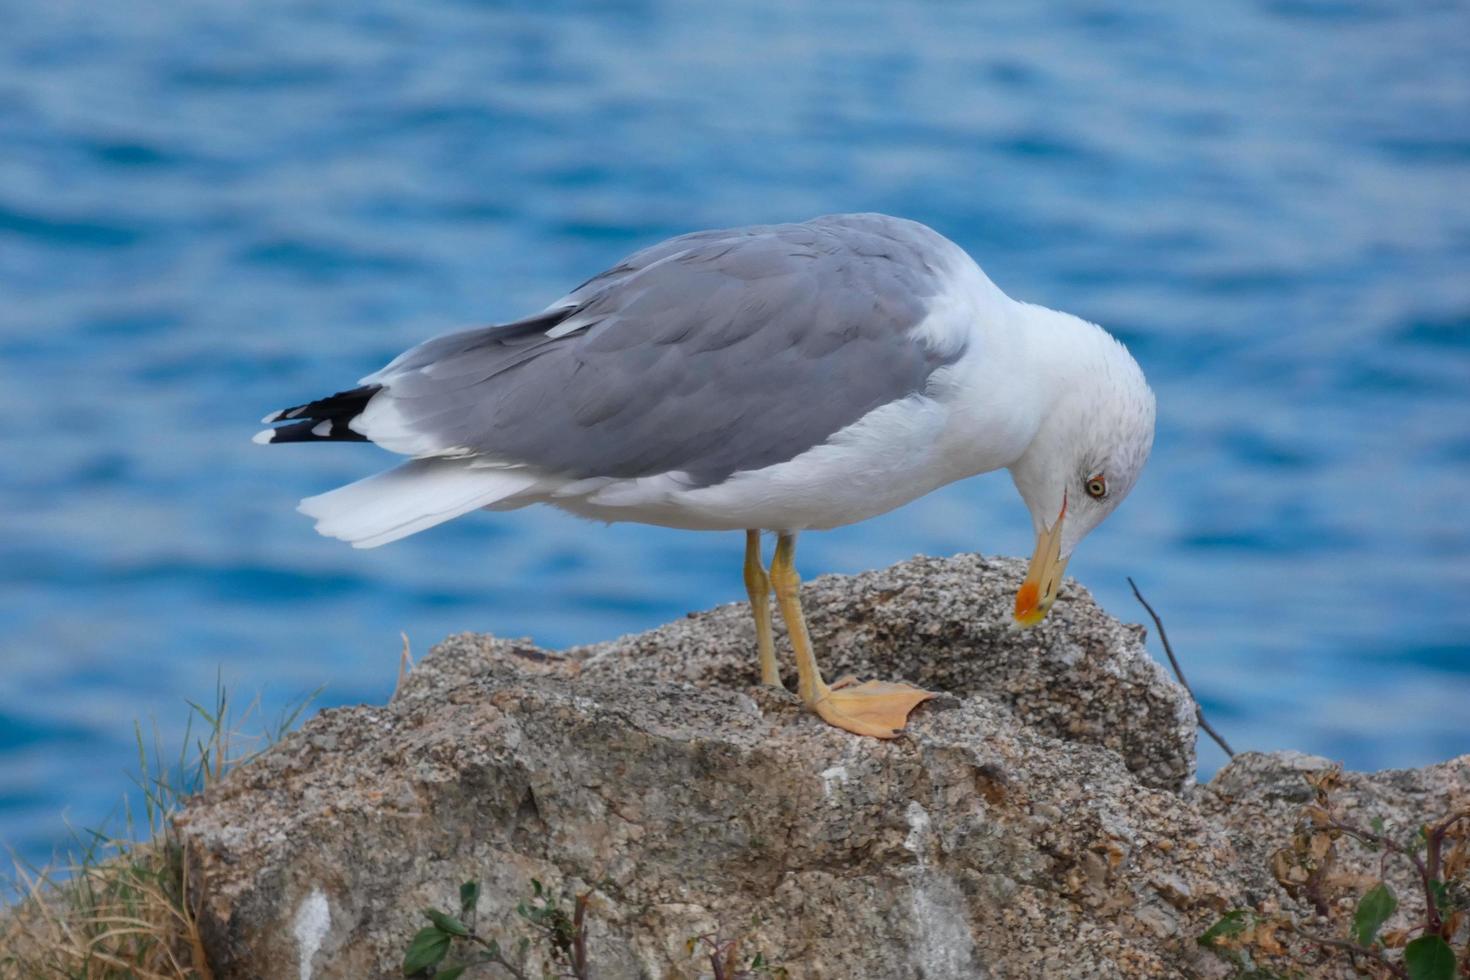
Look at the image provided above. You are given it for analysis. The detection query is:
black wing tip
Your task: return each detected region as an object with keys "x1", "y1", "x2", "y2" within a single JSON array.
[
  {"x1": 254, "y1": 418, "x2": 371, "y2": 444},
  {"x1": 255, "y1": 384, "x2": 381, "y2": 445}
]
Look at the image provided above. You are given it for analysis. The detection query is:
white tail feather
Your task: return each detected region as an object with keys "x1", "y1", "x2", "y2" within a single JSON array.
[{"x1": 299, "y1": 459, "x2": 540, "y2": 549}]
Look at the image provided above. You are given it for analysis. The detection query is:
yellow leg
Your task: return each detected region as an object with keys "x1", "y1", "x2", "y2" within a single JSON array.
[
  {"x1": 744, "y1": 530, "x2": 782, "y2": 688},
  {"x1": 769, "y1": 532, "x2": 935, "y2": 739},
  {"x1": 770, "y1": 532, "x2": 830, "y2": 705}
]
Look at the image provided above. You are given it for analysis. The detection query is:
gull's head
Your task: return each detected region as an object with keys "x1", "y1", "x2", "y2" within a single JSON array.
[{"x1": 1007, "y1": 311, "x2": 1155, "y2": 626}]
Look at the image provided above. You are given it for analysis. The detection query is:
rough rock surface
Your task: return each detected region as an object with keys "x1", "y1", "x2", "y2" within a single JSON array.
[
  {"x1": 176, "y1": 554, "x2": 1469, "y2": 979},
  {"x1": 573, "y1": 554, "x2": 1196, "y2": 793}
]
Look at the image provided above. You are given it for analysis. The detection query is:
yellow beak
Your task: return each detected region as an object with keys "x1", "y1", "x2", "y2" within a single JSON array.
[{"x1": 1014, "y1": 505, "x2": 1069, "y2": 627}]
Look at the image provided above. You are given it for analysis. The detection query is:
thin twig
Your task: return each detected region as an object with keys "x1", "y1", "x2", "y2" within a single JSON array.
[
  {"x1": 393, "y1": 632, "x2": 414, "y2": 702},
  {"x1": 1291, "y1": 929, "x2": 1408, "y2": 979},
  {"x1": 1127, "y1": 577, "x2": 1235, "y2": 758},
  {"x1": 572, "y1": 891, "x2": 591, "y2": 980},
  {"x1": 1331, "y1": 811, "x2": 1470, "y2": 938},
  {"x1": 487, "y1": 949, "x2": 531, "y2": 980},
  {"x1": 467, "y1": 934, "x2": 530, "y2": 980},
  {"x1": 1326, "y1": 820, "x2": 1438, "y2": 934},
  {"x1": 700, "y1": 934, "x2": 738, "y2": 980},
  {"x1": 1422, "y1": 811, "x2": 1470, "y2": 935}
]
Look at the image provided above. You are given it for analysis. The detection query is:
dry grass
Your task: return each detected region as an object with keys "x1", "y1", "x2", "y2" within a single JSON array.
[
  {"x1": 2, "y1": 839, "x2": 209, "y2": 980},
  {"x1": 1, "y1": 681, "x2": 314, "y2": 979}
]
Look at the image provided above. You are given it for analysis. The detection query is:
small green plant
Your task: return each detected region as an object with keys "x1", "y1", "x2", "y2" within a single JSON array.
[
  {"x1": 402, "y1": 879, "x2": 590, "y2": 980},
  {"x1": 685, "y1": 929, "x2": 789, "y2": 980},
  {"x1": 1199, "y1": 766, "x2": 1469, "y2": 979},
  {"x1": 405, "y1": 881, "x2": 787, "y2": 980}
]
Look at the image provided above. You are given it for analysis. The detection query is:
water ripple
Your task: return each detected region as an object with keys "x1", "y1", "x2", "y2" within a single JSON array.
[{"x1": 2, "y1": 0, "x2": 1467, "y2": 870}]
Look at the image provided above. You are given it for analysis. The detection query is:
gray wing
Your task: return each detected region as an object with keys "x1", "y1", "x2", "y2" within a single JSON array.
[{"x1": 361, "y1": 214, "x2": 967, "y2": 486}]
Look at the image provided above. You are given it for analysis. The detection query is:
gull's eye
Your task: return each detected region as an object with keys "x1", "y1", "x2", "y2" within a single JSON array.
[{"x1": 1085, "y1": 475, "x2": 1107, "y2": 499}]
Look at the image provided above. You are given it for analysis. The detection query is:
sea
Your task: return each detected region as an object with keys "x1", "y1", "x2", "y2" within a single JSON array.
[{"x1": 2, "y1": 0, "x2": 1467, "y2": 869}]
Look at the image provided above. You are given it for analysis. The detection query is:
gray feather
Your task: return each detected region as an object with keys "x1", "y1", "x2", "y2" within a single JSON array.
[{"x1": 362, "y1": 214, "x2": 967, "y2": 485}]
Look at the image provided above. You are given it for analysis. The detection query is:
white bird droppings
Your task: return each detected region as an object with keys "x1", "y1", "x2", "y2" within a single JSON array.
[
  {"x1": 293, "y1": 887, "x2": 331, "y2": 980},
  {"x1": 902, "y1": 801, "x2": 982, "y2": 977},
  {"x1": 819, "y1": 764, "x2": 848, "y2": 798},
  {"x1": 910, "y1": 875, "x2": 982, "y2": 978},
  {"x1": 903, "y1": 799, "x2": 931, "y2": 857}
]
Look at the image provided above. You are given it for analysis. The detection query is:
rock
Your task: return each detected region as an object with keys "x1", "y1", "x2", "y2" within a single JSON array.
[
  {"x1": 1198, "y1": 749, "x2": 1470, "y2": 956},
  {"x1": 574, "y1": 553, "x2": 1197, "y2": 792},
  {"x1": 175, "y1": 554, "x2": 1470, "y2": 979}
]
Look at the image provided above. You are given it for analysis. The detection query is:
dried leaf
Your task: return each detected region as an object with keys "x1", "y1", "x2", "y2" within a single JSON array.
[
  {"x1": 1380, "y1": 927, "x2": 1412, "y2": 949},
  {"x1": 1254, "y1": 918, "x2": 1287, "y2": 956},
  {"x1": 1271, "y1": 848, "x2": 1301, "y2": 890},
  {"x1": 1442, "y1": 839, "x2": 1468, "y2": 879},
  {"x1": 1320, "y1": 870, "x2": 1379, "y2": 896},
  {"x1": 1304, "y1": 766, "x2": 1343, "y2": 799}
]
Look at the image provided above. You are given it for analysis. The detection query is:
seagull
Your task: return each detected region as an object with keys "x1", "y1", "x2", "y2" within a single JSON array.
[{"x1": 256, "y1": 213, "x2": 1155, "y2": 739}]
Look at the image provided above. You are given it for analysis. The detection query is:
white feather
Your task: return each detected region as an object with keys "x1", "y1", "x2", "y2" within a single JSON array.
[
  {"x1": 298, "y1": 459, "x2": 542, "y2": 549},
  {"x1": 542, "y1": 313, "x2": 595, "y2": 339}
]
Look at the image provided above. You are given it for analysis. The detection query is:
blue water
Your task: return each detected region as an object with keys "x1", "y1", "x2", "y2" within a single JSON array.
[{"x1": 3, "y1": 1, "x2": 1468, "y2": 869}]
